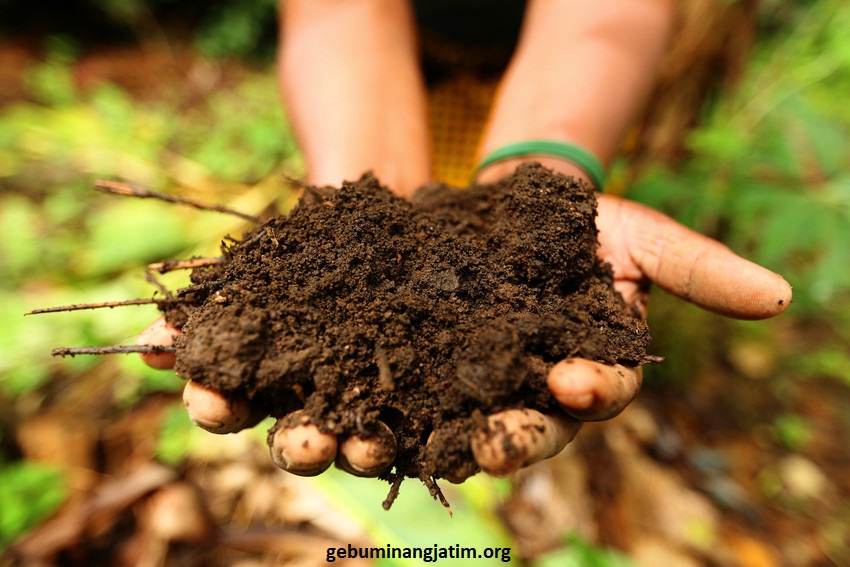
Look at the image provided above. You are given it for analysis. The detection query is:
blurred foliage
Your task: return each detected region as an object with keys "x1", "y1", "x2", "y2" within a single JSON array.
[
  {"x1": 772, "y1": 413, "x2": 814, "y2": 451},
  {"x1": 631, "y1": 0, "x2": 850, "y2": 312},
  {"x1": 532, "y1": 533, "x2": 635, "y2": 567},
  {"x1": 0, "y1": 0, "x2": 278, "y2": 61},
  {"x1": 1, "y1": 0, "x2": 848, "y2": 559},
  {"x1": 0, "y1": 460, "x2": 65, "y2": 551},
  {"x1": 634, "y1": 0, "x2": 850, "y2": 396},
  {"x1": 310, "y1": 468, "x2": 514, "y2": 567},
  {"x1": 0, "y1": 6, "x2": 298, "y2": 546},
  {"x1": 0, "y1": 3, "x2": 297, "y2": 412},
  {"x1": 193, "y1": 0, "x2": 278, "y2": 59}
]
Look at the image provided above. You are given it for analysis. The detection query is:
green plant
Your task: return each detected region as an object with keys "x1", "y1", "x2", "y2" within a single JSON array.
[
  {"x1": 772, "y1": 414, "x2": 813, "y2": 451},
  {"x1": 194, "y1": 0, "x2": 278, "y2": 60},
  {"x1": 532, "y1": 533, "x2": 635, "y2": 567},
  {"x1": 0, "y1": 460, "x2": 66, "y2": 551},
  {"x1": 629, "y1": 0, "x2": 850, "y2": 313}
]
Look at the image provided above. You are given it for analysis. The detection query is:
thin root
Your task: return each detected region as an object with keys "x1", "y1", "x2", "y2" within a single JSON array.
[
  {"x1": 52, "y1": 345, "x2": 177, "y2": 357},
  {"x1": 94, "y1": 179, "x2": 261, "y2": 223},
  {"x1": 148, "y1": 257, "x2": 225, "y2": 274},
  {"x1": 382, "y1": 474, "x2": 405, "y2": 511},
  {"x1": 27, "y1": 299, "x2": 162, "y2": 315},
  {"x1": 421, "y1": 474, "x2": 452, "y2": 516},
  {"x1": 145, "y1": 269, "x2": 172, "y2": 298}
]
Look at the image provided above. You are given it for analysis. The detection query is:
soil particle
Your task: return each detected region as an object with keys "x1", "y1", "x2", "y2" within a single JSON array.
[{"x1": 167, "y1": 163, "x2": 651, "y2": 499}]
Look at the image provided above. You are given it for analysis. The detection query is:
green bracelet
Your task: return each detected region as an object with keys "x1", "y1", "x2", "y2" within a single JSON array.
[{"x1": 476, "y1": 140, "x2": 605, "y2": 191}]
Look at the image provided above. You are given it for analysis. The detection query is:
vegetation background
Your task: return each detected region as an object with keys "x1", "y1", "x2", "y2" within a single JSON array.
[{"x1": 0, "y1": 0, "x2": 848, "y2": 565}]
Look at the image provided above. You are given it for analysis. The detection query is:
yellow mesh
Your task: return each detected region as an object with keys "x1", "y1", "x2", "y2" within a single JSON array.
[{"x1": 427, "y1": 74, "x2": 499, "y2": 187}]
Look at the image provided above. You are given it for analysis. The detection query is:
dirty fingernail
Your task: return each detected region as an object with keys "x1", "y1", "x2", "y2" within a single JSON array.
[
  {"x1": 336, "y1": 421, "x2": 397, "y2": 477},
  {"x1": 269, "y1": 412, "x2": 337, "y2": 476},
  {"x1": 183, "y1": 380, "x2": 251, "y2": 434}
]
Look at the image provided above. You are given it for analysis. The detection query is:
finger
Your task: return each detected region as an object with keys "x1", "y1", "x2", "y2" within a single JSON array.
[
  {"x1": 424, "y1": 428, "x2": 481, "y2": 484},
  {"x1": 598, "y1": 196, "x2": 792, "y2": 319},
  {"x1": 471, "y1": 409, "x2": 580, "y2": 477},
  {"x1": 137, "y1": 316, "x2": 180, "y2": 370},
  {"x1": 182, "y1": 380, "x2": 254, "y2": 434},
  {"x1": 611, "y1": 279, "x2": 651, "y2": 319},
  {"x1": 547, "y1": 358, "x2": 641, "y2": 421},
  {"x1": 269, "y1": 410, "x2": 338, "y2": 476},
  {"x1": 335, "y1": 421, "x2": 397, "y2": 477}
]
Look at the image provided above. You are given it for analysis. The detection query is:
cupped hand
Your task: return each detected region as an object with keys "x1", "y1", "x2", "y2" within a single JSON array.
[
  {"x1": 138, "y1": 318, "x2": 397, "y2": 477},
  {"x1": 138, "y1": 195, "x2": 791, "y2": 481},
  {"x1": 469, "y1": 194, "x2": 792, "y2": 478}
]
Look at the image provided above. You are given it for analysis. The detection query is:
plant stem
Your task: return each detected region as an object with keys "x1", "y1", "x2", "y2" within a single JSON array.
[
  {"x1": 26, "y1": 299, "x2": 162, "y2": 315},
  {"x1": 52, "y1": 345, "x2": 177, "y2": 357},
  {"x1": 148, "y1": 257, "x2": 225, "y2": 274},
  {"x1": 94, "y1": 179, "x2": 261, "y2": 223}
]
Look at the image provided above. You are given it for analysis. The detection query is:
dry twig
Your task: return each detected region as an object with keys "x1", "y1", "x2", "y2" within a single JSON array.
[
  {"x1": 148, "y1": 257, "x2": 225, "y2": 274},
  {"x1": 95, "y1": 179, "x2": 261, "y2": 223},
  {"x1": 52, "y1": 345, "x2": 176, "y2": 357},
  {"x1": 26, "y1": 299, "x2": 162, "y2": 315}
]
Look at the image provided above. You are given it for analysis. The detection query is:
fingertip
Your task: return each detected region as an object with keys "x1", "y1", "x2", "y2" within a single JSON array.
[
  {"x1": 618, "y1": 200, "x2": 793, "y2": 321},
  {"x1": 269, "y1": 411, "x2": 338, "y2": 476},
  {"x1": 702, "y1": 258, "x2": 793, "y2": 320},
  {"x1": 335, "y1": 421, "x2": 397, "y2": 477},
  {"x1": 753, "y1": 272, "x2": 793, "y2": 319},
  {"x1": 547, "y1": 359, "x2": 641, "y2": 421},
  {"x1": 182, "y1": 380, "x2": 252, "y2": 434},
  {"x1": 471, "y1": 409, "x2": 578, "y2": 477},
  {"x1": 138, "y1": 316, "x2": 180, "y2": 370}
]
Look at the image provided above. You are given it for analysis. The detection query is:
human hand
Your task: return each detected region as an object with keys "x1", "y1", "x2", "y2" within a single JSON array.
[
  {"x1": 138, "y1": 317, "x2": 397, "y2": 477},
  {"x1": 137, "y1": 194, "x2": 791, "y2": 481},
  {"x1": 468, "y1": 193, "x2": 792, "y2": 477}
]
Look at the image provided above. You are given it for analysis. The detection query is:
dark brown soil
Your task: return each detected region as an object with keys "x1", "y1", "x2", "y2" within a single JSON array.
[{"x1": 166, "y1": 163, "x2": 651, "y2": 501}]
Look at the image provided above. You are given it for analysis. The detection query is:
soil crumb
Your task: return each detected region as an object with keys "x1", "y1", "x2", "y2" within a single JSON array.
[{"x1": 168, "y1": 163, "x2": 651, "y2": 504}]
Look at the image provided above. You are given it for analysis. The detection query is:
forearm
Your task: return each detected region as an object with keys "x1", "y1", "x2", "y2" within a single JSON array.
[
  {"x1": 478, "y1": 0, "x2": 676, "y2": 184},
  {"x1": 278, "y1": 0, "x2": 431, "y2": 197}
]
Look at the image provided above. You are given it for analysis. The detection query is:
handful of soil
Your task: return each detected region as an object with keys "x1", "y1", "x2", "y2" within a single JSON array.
[{"x1": 167, "y1": 163, "x2": 651, "y2": 504}]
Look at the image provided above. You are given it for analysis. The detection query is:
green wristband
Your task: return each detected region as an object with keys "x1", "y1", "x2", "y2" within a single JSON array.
[{"x1": 476, "y1": 140, "x2": 605, "y2": 191}]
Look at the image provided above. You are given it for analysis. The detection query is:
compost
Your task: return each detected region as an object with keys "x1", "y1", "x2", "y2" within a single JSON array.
[{"x1": 166, "y1": 163, "x2": 651, "y2": 503}]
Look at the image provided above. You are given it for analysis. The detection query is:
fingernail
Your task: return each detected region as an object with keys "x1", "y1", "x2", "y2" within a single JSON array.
[
  {"x1": 550, "y1": 371, "x2": 596, "y2": 410},
  {"x1": 560, "y1": 391, "x2": 595, "y2": 410}
]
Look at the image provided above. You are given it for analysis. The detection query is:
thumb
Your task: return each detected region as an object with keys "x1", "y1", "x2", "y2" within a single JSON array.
[{"x1": 602, "y1": 197, "x2": 792, "y2": 320}]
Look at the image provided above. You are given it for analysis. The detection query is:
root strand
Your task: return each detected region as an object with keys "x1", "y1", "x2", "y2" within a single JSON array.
[
  {"x1": 421, "y1": 474, "x2": 453, "y2": 516},
  {"x1": 382, "y1": 475, "x2": 405, "y2": 511},
  {"x1": 27, "y1": 299, "x2": 162, "y2": 315},
  {"x1": 148, "y1": 257, "x2": 225, "y2": 274},
  {"x1": 52, "y1": 345, "x2": 177, "y2": 357},
  {"x1": 95, "y1": 179, "x2": 261, "y2": 223}
]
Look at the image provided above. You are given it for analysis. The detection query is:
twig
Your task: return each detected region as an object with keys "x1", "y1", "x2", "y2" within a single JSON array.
[
  {"x1": 145, "y1": 269, "x2": 172, "y2": 298},
  {"x1": 148, "y1": 257, "x2": 225, "y2": 274},
  {"x1": 382, "y1": 475, "x2": 405, "y2": 511},
  {"x1": 94, "y1": 179, "x2": 262, "y2": 223},
  {"x1": 26, "y1": 299, "x2": 162, "y2": 315},
  {"x1": 421, "y1": 474, "x2": 452, "y2": 516},
  {"x1": 52, "y1": 345, "x2": 176, "y2": 357},
  {"x1": 176, "y1": 281, "x2": 219, "y2": 297}
]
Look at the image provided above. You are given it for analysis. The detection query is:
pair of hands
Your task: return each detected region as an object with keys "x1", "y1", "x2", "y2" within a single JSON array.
[{"x1": 139, "y1": 194, "x2": 791, "y2": 482}]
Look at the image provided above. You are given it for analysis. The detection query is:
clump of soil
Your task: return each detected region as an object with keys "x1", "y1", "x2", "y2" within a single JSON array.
[{"x1": 167, "y1": 163, "x2": 651, "y2": 502}]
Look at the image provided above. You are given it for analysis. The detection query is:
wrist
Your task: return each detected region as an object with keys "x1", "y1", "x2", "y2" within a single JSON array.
[
  {"x1": 476, "y1": 156, "x2": 593, "y2": 187},
  {"x1": 474, "y1": 140, "x2": 605, "y2": 190}
]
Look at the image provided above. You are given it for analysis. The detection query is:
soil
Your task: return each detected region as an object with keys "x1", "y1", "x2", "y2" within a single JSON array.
[{"x1": 165, "y1": 163, "x2": 651, "y2": 503}]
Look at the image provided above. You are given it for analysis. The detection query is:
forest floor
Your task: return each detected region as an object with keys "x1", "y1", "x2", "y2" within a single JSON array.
[{"x1": 1, "y1": 40, "x2": 849, "y2": 567}]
